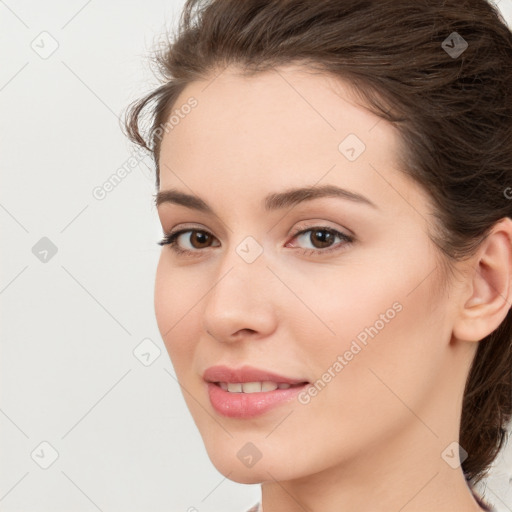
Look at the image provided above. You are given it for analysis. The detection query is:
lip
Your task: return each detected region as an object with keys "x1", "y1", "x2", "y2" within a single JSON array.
[
  {"x1": 203, "y1": 365, "x2": 309, "y2": 418},
  {"x1": 203, "y1": 365, "x2": 307, "y2": 385}
]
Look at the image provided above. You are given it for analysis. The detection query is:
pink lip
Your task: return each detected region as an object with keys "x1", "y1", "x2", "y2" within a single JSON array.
[
  {"x1": 203, "y1": 365, "x2": 307, "y2": 385},
  {"x1": 203, "y1": 365, "x2": 309, "y2": 418}
]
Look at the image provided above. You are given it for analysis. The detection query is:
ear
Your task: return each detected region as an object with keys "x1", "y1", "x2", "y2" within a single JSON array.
[{"x1": 452, "y1": 217, "x2": 512, "y2": 343}]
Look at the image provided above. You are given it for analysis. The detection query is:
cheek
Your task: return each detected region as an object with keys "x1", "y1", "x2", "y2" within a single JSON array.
[
  {"x1": 154, "y1": 255, "x2": 201, "y2": 365},
  {"x1": 307, "y1": 242, "x2": 444, "y2": 356},
  {"x1": 298, "y1": 257, "x2": 447, "y2": 422}
]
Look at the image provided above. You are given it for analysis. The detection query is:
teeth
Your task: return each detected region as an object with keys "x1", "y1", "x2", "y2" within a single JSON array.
[
  {"x1": 262, "y1": 381, "x2": 279, "y2": 391},
  {"x1": 227, "y1": 383, "x2": 242, "y2": 393},
  {"x1": 219, "y1": 381, "x2": 297, "y2": 393},
  {"x1": 242, "y1": 382, "x2": 263, "y2": 393}
]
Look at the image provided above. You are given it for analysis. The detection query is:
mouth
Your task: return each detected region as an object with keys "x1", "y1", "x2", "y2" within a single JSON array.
[
  {"x1": 213, "y1": 381, "x2": 307, "y2": 393},
  {"x1": 203, "y1": 368, "x2": 309, "y2": 418},
  {"x1": 203, "y1": 364, "x2": 308, "y2": 386},
  {"x1": 206, "y1": 381, "x2": 310, "y2": 418},
  {"x1": 203, "y1": 365, "x2": 310, "y2": 418}
]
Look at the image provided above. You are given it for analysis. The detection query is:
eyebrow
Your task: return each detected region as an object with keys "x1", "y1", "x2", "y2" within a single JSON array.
[{"x1": 155, "y1": 184, "x2": 378, "y2": 212}]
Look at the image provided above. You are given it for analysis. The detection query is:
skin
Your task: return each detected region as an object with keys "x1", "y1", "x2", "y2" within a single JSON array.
[{"x1": 154, "y1": 65, "x2": 512, "y2": 512}]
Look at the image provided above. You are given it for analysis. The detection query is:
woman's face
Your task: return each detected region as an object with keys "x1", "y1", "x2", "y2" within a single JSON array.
[{"x1": 155, "y1": 65, "x2": 470, "y2": 483}]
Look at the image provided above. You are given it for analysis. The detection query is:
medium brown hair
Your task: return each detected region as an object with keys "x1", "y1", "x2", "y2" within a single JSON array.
[{"x1": 124, "y1": 0, "x2": 512, "y2": 485}]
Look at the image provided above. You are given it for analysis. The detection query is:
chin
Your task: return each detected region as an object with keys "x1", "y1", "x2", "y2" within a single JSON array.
[
  {"x1": 223, "y1": 470, "x2": 266, "y2": 485},
  {"x1": 205, "y1": 444, "x2": 307, "y2": 484},
  {"x1": 207, "y1": 455, "x2": 267, "y2": 483}
]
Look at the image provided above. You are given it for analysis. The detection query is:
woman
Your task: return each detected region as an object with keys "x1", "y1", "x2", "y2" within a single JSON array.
[{"x1": 124, "y1": 0, "x2": 512, "y2": 510}]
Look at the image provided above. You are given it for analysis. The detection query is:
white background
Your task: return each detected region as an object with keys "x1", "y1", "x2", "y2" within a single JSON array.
[{"x1": 1, "y1": 1, "x2": 511, "y2": 511}]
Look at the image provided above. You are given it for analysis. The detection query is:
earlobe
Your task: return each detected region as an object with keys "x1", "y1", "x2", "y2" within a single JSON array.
[{"x1": 452, "y1": 217, "x2": 512, "y2": 343}]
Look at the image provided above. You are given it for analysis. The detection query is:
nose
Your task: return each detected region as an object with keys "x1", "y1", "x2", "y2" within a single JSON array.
[{"x1": 202, "y1": 250, "x2": 279, "y2": 344}]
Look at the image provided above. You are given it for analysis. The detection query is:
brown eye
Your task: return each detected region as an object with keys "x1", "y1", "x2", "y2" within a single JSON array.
[
  {"x1": 187, "y1": 230, "x2": 214, "y2": 249},
  {"x1": 158, "y1": 229, "x2": 219, "y2": 251},
  {"x1": 286, "y1": 226, "x2": 354, "y2": 256},
  {"x1": 308, "y1": 229, "x2": 337, "y2": 249}
]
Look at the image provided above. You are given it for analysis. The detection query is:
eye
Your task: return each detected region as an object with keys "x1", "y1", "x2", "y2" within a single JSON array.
[
  {"x1": 158, "y1": 228, "x2": 219, "y2": 257},
  {"x1": 286, "y1": 226, "x2": 354, "y2": 256},
  {"x1": 157, "y1": 225, "x2": 354, "y2": 257}
]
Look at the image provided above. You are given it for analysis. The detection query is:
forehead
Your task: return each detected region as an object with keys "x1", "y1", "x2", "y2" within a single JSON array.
[
  {"x1": 161, "y1": 64, "x2": 395, "y2": 161},
  {"x1": 158, "y1": 65, "x2": 432, "y2": 220}
]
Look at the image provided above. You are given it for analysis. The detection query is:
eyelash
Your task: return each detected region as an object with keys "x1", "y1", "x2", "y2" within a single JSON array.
[{"x1": 157, "y1": 225, "x2": 354, "y2": 258}]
